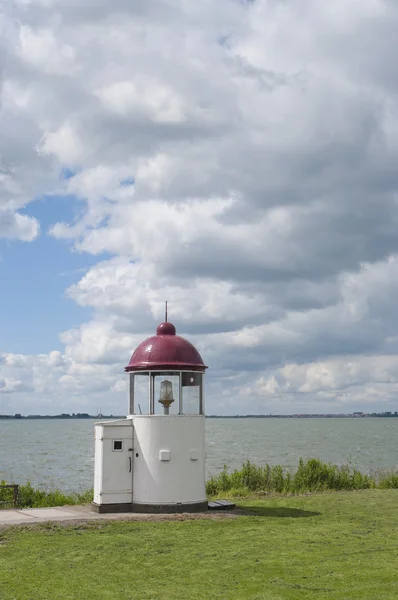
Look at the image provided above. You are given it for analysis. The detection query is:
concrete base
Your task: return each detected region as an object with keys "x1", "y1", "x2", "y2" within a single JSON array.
[
  {"x1": 131, "y1": 500, "x2": 209, "y2": 514},
  {"x1": 91, "y1": 500, "x2": 209, "y2": 514},
  {"x1": 91, "y1": 502, "x2": 132, "y2": 514}
]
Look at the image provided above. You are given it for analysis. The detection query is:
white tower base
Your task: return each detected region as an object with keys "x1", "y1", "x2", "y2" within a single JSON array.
[{"x1": 92, "y1": 415, "x2": 207, "y2": 513}]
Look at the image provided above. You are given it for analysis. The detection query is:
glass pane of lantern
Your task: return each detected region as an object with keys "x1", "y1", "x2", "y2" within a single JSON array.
[
  {"x1": 154, "y1": 374, "x2": 180, "y2": 415},
  {"x1": 133, "y1": 373, "x2": 150, "y2": 415},
  {"x1": 182, "y1": 372, "x2": 202, "y2": 415}
]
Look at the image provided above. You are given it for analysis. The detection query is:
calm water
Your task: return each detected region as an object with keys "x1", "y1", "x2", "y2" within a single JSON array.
[{"x1": 1, "y1": 418, "x2": 397, "y2": 491}]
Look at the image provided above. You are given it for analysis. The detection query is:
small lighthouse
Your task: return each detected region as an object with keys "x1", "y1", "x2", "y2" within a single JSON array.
[{"x1": 92, "y1": 314, "x2": 208, "y2": 513}]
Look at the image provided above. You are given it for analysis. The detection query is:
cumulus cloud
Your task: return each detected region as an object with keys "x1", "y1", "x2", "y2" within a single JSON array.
[
  {"x1": 2, "y1": 0, "x2": 398, "y2": 414},
  {"x1": 0, "y1": 210, "x2": 39, "y2": 240}
]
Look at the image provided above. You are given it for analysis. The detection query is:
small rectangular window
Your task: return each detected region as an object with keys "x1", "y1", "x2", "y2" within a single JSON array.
[{"x1": 113, "y1": 440, "x2": 123, "y2": 451}]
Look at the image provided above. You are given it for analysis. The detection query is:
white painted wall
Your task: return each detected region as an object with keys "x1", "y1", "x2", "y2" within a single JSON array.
[
  {"x1": 93, "y1": 415, "x2": 206, "y2": 507},
  {"x1": 132, "y1": 415, "x2": 206, "y2": 506},
  {"x1": 93, "y1": 419, "x2": 134, "y2": 505}
]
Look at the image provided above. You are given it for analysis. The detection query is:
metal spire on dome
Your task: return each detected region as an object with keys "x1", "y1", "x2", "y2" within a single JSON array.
[{"x1": 165, "y1": 300, "x2": 168, "y2": 322}]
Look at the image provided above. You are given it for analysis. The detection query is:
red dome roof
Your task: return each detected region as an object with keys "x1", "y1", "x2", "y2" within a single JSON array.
[{"x1": 125, "y1": 322, "x2": 207, "y2": 372}]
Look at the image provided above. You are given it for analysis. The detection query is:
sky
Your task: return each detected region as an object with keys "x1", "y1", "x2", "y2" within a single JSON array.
[{"x1": 1, "y1": 0, "x2": 398, "y2": 416}]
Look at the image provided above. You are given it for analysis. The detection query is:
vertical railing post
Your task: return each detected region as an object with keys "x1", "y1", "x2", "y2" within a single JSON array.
[
  {"x1": 13, "y1": 485, "x2": 19, "y2": 508},
  {"x1": 129, "y1": 374, "x2": 134, "y2": 415},
  {"x1": 179, "y1": 372, "x2": 183, "y2": 415},
  {"x1": 149, "y1": 373, "x2": 155, "y2": 414},
  {"x1": 199, "y1": 373, "x2": 205, "y2": 415}
]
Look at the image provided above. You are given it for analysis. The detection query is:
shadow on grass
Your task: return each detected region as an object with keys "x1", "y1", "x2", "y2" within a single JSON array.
[{"x1": 237, "y1": 506, "x2": 321, "y2": 518}]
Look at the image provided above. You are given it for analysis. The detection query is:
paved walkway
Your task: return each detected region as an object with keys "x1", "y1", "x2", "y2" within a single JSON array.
[
  {"x1": 0, "y1": 505, "x2": 235, "y2": 528},
  {"x1": 0, "y1": 505, "x2": 132, "y2": 527}
]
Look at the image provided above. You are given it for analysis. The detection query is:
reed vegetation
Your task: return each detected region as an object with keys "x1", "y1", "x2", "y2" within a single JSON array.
[
  {"x1": 205, "y1": 458, "x2": 398, "y2": 497},
  {"x1": 0, "y1": 481, "x2": 92, "y2": 509}
]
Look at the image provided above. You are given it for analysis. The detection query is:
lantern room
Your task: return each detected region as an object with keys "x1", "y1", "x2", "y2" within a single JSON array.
[
  {"x1": 125, "y1": 321, "x2": 207, "y2": 417},
  {"x1": 92, "y1": 317, "x2": 208, "y2": 514}
]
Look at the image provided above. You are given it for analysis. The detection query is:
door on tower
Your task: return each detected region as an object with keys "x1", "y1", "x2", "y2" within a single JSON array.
[{"x1": 93, "y1": 419, "x2": 134, "y2": 507}]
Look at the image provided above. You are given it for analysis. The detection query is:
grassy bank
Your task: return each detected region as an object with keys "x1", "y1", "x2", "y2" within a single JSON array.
[
  {"x1": 1, "y1": 489, "x2": 397, "y2": 599},
  {"x1": 1, "y1": 459, "x2": 398, "y2": 509}
]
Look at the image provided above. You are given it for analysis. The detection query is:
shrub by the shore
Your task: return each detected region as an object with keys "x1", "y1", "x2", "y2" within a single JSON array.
[
  {"x1": 205, "y1": 458, "x2": 398, "y2": 497},
  {"x1": 1, "y1": 458, "x2": 398, "y2": 509},
  {"x1": 0, "y1": 481, "x2": 92, "y2": 509}
]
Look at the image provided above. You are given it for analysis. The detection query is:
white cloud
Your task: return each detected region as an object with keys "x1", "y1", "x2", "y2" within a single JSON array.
[
  {"x1": 2, "y1": 0, "x2": 398, "y2": 414},
  {"x1": 96, "y1": 80, "x2": 187, "y2": 123},
  {"x1": 0, "y1": 210, "x2": 39, "y2": 241},
  {"x1": 39, "y1": 123, "x2": 85, "y2": 164},
  {"x1": 0, "y1": 378, "x2": 28, "y2": 393},
  {"x1": 18, "y1": 26, "x2": 78, "y2": 74}
]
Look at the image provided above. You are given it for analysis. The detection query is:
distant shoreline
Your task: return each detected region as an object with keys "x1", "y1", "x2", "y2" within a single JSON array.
[{"x1": 1, "y1": 412, "x2": 397, "y2": 420}]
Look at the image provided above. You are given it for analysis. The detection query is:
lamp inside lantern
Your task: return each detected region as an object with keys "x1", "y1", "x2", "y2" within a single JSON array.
[{"x1": 159, "y1": 380, "x2": 174, "y2": 414}]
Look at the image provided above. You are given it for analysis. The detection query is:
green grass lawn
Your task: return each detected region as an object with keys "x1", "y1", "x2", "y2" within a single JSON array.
[{"x1": 1, "y1": 490, "x2": 397, "y2": 600}]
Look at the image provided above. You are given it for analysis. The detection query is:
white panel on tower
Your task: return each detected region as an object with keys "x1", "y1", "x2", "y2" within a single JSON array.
[{"x1": 93, "y1": 418, "x2": 134, "y2": 508}]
